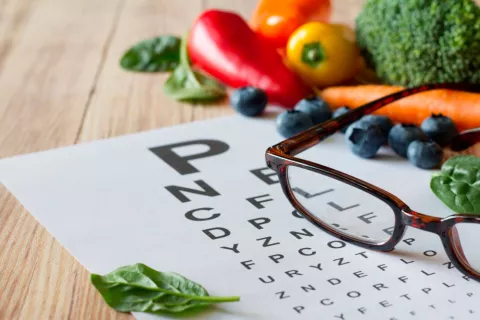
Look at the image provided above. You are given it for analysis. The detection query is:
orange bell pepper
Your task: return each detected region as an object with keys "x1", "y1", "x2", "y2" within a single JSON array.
[{"x1": 251, "y1": 0, "x2": 331, "y2": 49}]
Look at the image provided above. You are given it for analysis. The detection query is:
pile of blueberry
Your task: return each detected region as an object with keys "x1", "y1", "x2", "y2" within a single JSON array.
[
  {"x1": 345, "y1": 114, "x2": 457, "y2": 169},
  {"x1": 230, "y1": 87, "x2": 458, "y2": 170}
]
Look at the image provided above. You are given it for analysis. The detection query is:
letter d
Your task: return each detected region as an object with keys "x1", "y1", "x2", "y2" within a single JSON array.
[{"x1": 202, "y1": 227, "x2": 231, "y2": 240}]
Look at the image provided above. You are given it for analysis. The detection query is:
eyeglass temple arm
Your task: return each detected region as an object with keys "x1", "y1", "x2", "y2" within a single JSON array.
[
  {"x1": 274, "y1": 83, "x2": 480, "y2": 156},
  {"x1": 450, "y1": 127, "x2": 480, "y2": 152}
]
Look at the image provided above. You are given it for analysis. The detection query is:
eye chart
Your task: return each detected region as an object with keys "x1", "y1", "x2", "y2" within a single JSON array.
[{"x1": 0, "y1": 116, "x2": 478, "y2": 320}]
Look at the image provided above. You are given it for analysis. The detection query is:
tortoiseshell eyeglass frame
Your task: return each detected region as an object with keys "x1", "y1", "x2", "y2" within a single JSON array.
[{"x1": 265, "y1": 83, "x2": 480, "y2": 282}]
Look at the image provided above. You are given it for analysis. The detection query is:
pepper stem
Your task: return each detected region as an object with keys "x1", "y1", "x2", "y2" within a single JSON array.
[{"x1": 301, "y1": 42, "x2": 326, "y2": 68}]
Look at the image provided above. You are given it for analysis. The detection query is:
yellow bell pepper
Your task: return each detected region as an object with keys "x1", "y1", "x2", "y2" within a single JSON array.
[{"x1": 286, "y1": 22, "x2": 363, "y2": 88}]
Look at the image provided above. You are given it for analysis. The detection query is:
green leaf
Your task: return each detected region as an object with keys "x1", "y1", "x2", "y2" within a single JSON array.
[
  {"x1": 120, "y1": 36, "x2": 181, "y2": 72},
  {"x1": 430, "y1": 155, "x2": 480, "y2": 214},
  {"x1": 163, "y1": 35, "x2": 226, "y2": 104},
  {"x1": 91, "y1": 263, "x2": 239, "y2": 315},
  {"x1": 163, "y1": 66, "x2": 226, "y2": 103}
]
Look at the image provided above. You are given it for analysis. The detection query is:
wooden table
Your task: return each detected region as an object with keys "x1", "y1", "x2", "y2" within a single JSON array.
[{"x1": 0, "y1": 0, "x2": 478, "y2": 319}]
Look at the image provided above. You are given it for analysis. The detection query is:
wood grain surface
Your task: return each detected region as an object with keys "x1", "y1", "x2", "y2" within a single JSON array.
[{"x1": 0, "y1": 0, "x2": 478, "y2": 319}]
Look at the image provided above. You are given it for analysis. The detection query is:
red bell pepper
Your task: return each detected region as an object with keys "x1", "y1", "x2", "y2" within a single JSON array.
[{"x1": 187, "y1": 10, "x2": 312, "y2": 108}]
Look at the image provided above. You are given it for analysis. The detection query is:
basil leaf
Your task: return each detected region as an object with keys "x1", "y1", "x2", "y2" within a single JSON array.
[
  {"x1": 120, "y1": 36, "x2": 181, "y2": 72},
  {"x1": 163, "y1": 35, "x2": 226, "y2": 103},
  {"x1": 91, "y1": 263, "x2": 239, "y2": 314},
  {"x1": 430, "y1": 155, "x2": 480, "y2": 214}
]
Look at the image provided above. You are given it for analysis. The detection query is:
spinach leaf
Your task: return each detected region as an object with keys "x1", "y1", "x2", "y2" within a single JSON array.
[
  {"x1": 163, "y1": 36, "x2": 226, "y2": 103},
  {"x1": 91, "y1": 263, "x2": 240, "y2": 314},
  {"x1": 163, "y1": 65, "x2": 226, "y2": 102},
  {"x1": 120, "y1": 36, "x2": 181, "y2": 72},
  {"x1": 430, "y1": 155, "x2": 480, "y2": 214}
]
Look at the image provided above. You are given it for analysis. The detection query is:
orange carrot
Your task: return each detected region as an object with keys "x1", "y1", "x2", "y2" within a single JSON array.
[{"x1": 320, "y1": 85, "x2": 480, "y2": 131}]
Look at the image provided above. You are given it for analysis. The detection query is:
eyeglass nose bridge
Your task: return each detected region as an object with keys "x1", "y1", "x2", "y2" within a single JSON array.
[{"x1": 402, "y1": 208, "x2": 442, "y2": 234}]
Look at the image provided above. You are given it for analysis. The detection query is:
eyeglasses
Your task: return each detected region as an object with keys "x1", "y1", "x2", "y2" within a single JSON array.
[{"x1": 265, "y1": 83, "x2": 480, "y2": 281}]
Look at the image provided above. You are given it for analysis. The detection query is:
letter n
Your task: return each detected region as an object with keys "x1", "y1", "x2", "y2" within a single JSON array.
[{"x1": 165, "y1": 180, "x2": 220, "y2": 203}]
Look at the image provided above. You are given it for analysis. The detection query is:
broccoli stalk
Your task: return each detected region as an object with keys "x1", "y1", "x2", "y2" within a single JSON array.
[{"x1": 356, "y1": 0, "x2": 480, "y2": 86}]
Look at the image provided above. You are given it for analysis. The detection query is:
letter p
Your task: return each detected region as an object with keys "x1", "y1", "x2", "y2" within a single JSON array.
[{"x1": 149, "y1": 139, "x2": 229, "y2": 175}]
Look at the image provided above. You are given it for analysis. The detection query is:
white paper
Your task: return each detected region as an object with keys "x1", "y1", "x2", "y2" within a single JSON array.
[{"x1": 1, "y1": 115, "x2": 478, "y2": 320}]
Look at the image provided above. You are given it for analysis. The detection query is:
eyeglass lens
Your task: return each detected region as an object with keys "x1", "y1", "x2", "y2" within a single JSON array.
[
  {"x1": 287, "y1": 165, "x2": 396, "y2": 244},
  {"x1": 451, "y1": 223, "x2": 480, "y2": 273}
]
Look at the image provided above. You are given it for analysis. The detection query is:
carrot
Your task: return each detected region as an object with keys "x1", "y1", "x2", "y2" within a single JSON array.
[{"x1": 320, "y1": 85, "x2": 480, "y2": 131}]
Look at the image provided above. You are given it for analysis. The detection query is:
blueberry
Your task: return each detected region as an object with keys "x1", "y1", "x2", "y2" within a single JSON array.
[
  {"x1": 421, "y1": 114, "x2": 459, "y2": 146},
  {"x1": 407, "y1": 140, "x2": 443, "y2": 169},
  {"x1": 230, "y1": 86, "x2": 268, "y2": 117},
  {"x1": 294, "y1": 97, "x2": 332, "y2": 125},
  {"x1": 276, "y1": 110, "x2": 314, "y2": 138},
  {"x1": 359, "y1": 115, "x2": 393, "y2": 137},
  {"x1": 332, "y1": 106, "x2": 351, "y2": 133},
  {"x1": 388, "y1": 124, "x2": 425, "y2": 158},
  {"x1": 345, "y1": 121, "x2": 386, "y2": 159}
]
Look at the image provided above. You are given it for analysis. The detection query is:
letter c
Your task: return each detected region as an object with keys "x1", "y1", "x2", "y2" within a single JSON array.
[{"x1": 185, "y1": 207, "x2": 220, "y2": 221}]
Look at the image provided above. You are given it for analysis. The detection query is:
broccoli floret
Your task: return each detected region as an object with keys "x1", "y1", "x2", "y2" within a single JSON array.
[{"x1": 356, "y1": 0, "x2": 480, "y2": 86}]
